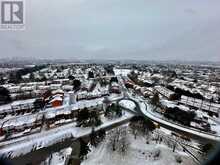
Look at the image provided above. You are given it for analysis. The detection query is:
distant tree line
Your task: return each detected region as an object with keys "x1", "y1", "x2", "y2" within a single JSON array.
[
  {"x1": 128, "y1": 71, "x2": 154, "y2": 87},
  {"x1": 164, "y1": 107, "x2": 196, "y2": 126},
  {"x1": 8, "y1": 65, "x2": 47, "y2": 83},
  {"x1": 167, "y1": 85, "x2": 204, "y2": 100},
  {"x1": 104, "y1": 65, "x2": 115, "y2": 75}
]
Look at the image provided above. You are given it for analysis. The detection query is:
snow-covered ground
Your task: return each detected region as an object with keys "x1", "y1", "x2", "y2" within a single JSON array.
[
  {"x1": 119, "y1": 100, "x2": 136, "y2": 111},
  {"x1": 0, "y1": 112, "x2": 134, "y2": 158},
  {"x1": 41, "y1": 148, "x2": 72, "y2": 165},
  {"x1": 82, "y1": 128, "x2": 196, "y2": 165}
]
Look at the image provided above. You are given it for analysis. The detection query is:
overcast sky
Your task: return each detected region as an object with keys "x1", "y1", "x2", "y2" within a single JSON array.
[{"x1": 0, "y1": 0, "x2": 220, "y2": 61}]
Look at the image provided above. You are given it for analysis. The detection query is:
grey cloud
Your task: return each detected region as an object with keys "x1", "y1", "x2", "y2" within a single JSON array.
[{"x1": 0, "y1": 0, "x2": 220, "y2": 61}]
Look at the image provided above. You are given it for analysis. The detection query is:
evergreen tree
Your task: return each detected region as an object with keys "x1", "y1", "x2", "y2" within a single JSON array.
[
  {"x1": 42, "y1": 90, "x2": 52, "y2": 101},
  {"x1": 73, "y1": 79, "x2": 81, "y2": 91},
  {"x1": 29, "y1": 73, "x2": 35, "y2": 80},
  {"x1": 110, "y1": 77, "x2": 118, "y2": 83},
  {"x1": 79, "y1": 139, "x2": 91, "y2": 160},
  {"x1": 105, "y1": 103, "x2": 122, "y2": 119},
  {"x1": 104, "y1": 105, "x2": 112, "y2": 117},
  {"x1": 88, "y1": 71, "x2": 94, "y2": 79},
  {"x1": 33, "y1": 98, "x2": 45, "y2": 111},
  {"x1": 0, "y1": 76, "x2": 5, "y2": 85},
  {"x1": 68, "y1": 75, "x2": 75, "y2": 80},
  {"x1": 89, "y1": 111, "x2": 102, "y2": 127},
  {"x1": 0, "y1": 87, "x2": 11, "y2": 105},
  {"x1": 201, "y1": 143, "x2": 214, "y2": 155},
  {"x1": 151, "y1": 92, "x2": 159, "y2": 106},
  {"x1": 169, "y1": 93, "x2": 181, "y2": 101},
  {"x1": 77, "y1": 108, "x2": 90, "y2": 126},
  {"x1": 115, "y1": 104, "x2": 122, "y2": 117}
]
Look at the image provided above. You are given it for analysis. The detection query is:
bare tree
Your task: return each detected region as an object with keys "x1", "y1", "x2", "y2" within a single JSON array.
[
  {"x1": 175, "y1": 155, "x2": 182, "y2": 163},
  {"x1": 118, "y1": 136, "x2": 130, "y2": 155},
  {"x1": 108, "y1": 129, "x2": 119, "y2": 151},
  {"x1": 108, "y1": 127, "x2": 130, "y2": 155}
]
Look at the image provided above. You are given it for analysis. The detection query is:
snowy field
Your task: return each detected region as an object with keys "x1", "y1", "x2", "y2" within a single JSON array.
[
  {"x1": 119, "y1": 100, "x2": 136, "y2": 111},
  {"x1": 82, "y1": 128, "x2": 196, "y2": 165}
]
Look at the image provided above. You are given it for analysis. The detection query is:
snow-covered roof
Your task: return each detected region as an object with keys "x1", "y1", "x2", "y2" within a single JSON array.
[
  {"x1": 52, "y1": 89, "x2": 64, "y2": 95},
  {"x1": 49, "y1": 96, "x2": 63, "y2": 103},
  {"x1": 11, "y1": 98, "x2": 36, "y2": 107},
  {"x1": 111, "y1": 82, "x2": 119, "y2": 87}
]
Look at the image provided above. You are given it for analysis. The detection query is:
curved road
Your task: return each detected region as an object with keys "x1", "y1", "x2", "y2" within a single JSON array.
[
  {"x1": 118, "y1": 97, "x2": 220, "y2": 143},
  {"x1": 117, "y1": 75, "x2": 220, "y2": 143}
]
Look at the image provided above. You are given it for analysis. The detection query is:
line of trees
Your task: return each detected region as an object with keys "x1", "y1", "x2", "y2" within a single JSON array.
[
  {"x1": 108, "y1": 127, "x2": 130, "y2": 155},
  {"x1": 77, "y1": 108, "x2": 102, "y2": 127},
  {"x1": 164, "y1": 107, "x2": 196, "y2": 126},
  {"x1": 104, "y1": 65, "x2": 115, "y2": 75},
  {"x1": 104, "y1": 103, "x2": 122, "y2": 119},
  {"x1": 8, "y1": 65, "x2": 47, "y2": 84},
  {"x1": 167, "y1": 85, "x2": 204, "y2": 100},
  {"x1": 130, "y1": 116, "x2": 156, "y2": 139}
]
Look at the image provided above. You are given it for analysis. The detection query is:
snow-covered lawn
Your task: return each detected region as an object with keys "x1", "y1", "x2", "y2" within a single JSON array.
[
  {"x1": 119, "y1": 100, "x2": 136, "y2": 111},
  {"x1": 82, "y1": 129, "x2": 195, "y2": 165}
]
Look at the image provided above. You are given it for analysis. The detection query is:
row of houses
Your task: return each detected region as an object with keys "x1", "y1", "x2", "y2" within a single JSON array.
[
  {"x1": 0, "y1": 79, "x2": 112, "y2": 119},
  {"x1": 154, "y1": 85, "x2": 220, "y2": 116},
  {"x1": 0, "y1": 98, "x2": 104, "y2": 140},
  {"x1": 154, "y1": 86, "x2": 175, "y2": 98},
  {"x1": 76, "y1": 90, "x2": 109, "y2": 101},
  {"x1": 180, "y1": 96, "x2": 220, "y2": 116},
  {"x1": 0, "y1": 98, "x2": 37, "y2": 119},
  {"x1": 7, "y1": 80, "x2": 73, "y2": 93}
]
